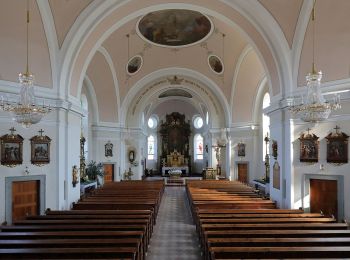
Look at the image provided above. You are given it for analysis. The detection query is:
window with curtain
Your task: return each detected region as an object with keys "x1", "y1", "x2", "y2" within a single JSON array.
[
  {"x1": 194, "y1": 134, "x2": 204, "y2": 160},
  {"x1": 147, "y1": 135, "x2": 155, "y2": 160},
  {"x1": 262, "y1": 92, "x2": 270, "y2": 160}
]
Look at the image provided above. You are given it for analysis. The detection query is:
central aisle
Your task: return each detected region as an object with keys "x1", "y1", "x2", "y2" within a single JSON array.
[{"x1": 146, "y1": 186, "x2": 202, "y2": 260}]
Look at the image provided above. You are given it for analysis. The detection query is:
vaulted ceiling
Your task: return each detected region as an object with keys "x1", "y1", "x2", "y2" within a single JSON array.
[{"x1": 1, "y1": 0, "x2": 349, "y2": 126}]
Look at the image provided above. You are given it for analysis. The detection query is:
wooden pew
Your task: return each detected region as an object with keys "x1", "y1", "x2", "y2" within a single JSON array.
[
  {"x1": 0, "y1": 238, "x2": 142, "y2": 260},
  {"x1": 186, "y1": 180, "x2": 350, "y2": 259},
  {"x1": 209, "y1": 246, "x2": 350, "y2": 259},
  {"x1": 0, "y1": 180, "x2": 165, "y2": 260},
  {"x1": 0, "y1": 247, "x2": 138, "y2": 259}
]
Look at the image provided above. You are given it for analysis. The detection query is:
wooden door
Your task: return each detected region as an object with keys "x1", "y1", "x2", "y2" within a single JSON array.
[
  {"x1": 12, "y1": 180, "x2": 39, "y2": 222},
  {"x1": 104, "y1": 164, "x2": 114, "y2": 183},
  {"x1": 237, "y1": 163, "x2": 248, "y2": 183},
  {"x1": 310, "y1": 179, "x2": 338, "y2": 220}
]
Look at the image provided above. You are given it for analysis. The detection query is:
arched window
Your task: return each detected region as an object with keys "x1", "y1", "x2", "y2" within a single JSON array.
[
  {"x1": 194, "y1": 134, "x2": 204, "y2": 160},
  {"x1": 147, "y1": 135, "x2": 156, "y2": 160},
  {"x1": 262, "y1": 92, "x2": 270, "y2": 160}
]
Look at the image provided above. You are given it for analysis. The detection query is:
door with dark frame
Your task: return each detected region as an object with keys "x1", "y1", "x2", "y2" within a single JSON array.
[
  {"x1": 237, "y1": 163, "x2": 248, "y2": 184},
  {"x1": 310, "y1": 179, "x2": 338, "y2": 220},
  {"x1": 103, "y1": 163, "x2": 115, "y2": 183},
  {"x1": 12, "y1": 180, "x2": 40, "y2": 222}
]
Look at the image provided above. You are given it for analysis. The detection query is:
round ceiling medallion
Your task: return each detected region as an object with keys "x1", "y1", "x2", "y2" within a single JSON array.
[
  {"x1": 126, "y1": 55, "x2": 143, "y2": 75},
  {"x1": 137, "y1": 9, "x2": 213, "y2": 47},
  {"x1": 208, "y1": 54, "x2": 224, "y2": 74}
]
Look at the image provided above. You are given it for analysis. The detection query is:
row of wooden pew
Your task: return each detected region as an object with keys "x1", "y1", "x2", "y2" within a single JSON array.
[
  {"x1": 186, "y1": 180, "x2": 350, "y2": 259},
  {"x1": 0, "y1": 180, "x2": 164, "y2": 259}
]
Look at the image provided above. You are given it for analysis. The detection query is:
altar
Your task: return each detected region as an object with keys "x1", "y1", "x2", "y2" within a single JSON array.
[
  {"x1": 159, "y1": 112, "x2": 192, "y2": 175},
  {"x1": 162, "y1": 166, "x2": 189, "y2": 176}
]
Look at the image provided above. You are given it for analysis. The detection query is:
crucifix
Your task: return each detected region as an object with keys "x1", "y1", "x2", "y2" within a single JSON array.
[
  {"x1": 334, "y1": 125, "x2": 341, "y2": 134},
  {"x1": 38, "y1": 129, "x2": 44, "y2": 136},
  {"x1": 9, "y1": 127, "x2": 16, "y2": 135}
]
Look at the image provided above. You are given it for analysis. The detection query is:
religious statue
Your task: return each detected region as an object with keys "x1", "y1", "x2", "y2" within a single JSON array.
[
  {"x1": 72, "y1": 165, "x2": 79, "y2": 187},
  {"x1": 214, "y1": 146, "x2": 221, "y2": 165},
  {"x1": 124, "y1": 167, "x2": 133, "y2": 180}
]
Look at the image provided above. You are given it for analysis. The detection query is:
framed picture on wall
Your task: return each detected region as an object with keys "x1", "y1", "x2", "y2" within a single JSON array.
[
  {"x1": 299, "y1": 130, "x2": 319, "y2": 163},
  {"x1": 30, "y1": 129, "x2": 51, "y2": 166},
  {"x1": 326, "y1": 126, "x2": 348, "y2": 164},
  {"x1": 105, "y1": 141, "x2": 113, "y2": 157},
  {"x1": 237, "y1": 142, "x2": 245, "y2": 157},
  {"x1": 273, "y1": 161, "x2": 280, "y2": 190},
  {"x1": 0, "y1": 127, "x2": 23, "y2": 167}
]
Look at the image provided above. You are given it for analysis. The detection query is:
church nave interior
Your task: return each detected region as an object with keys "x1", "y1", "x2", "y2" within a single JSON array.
[{"x1": 0, "y1": 0, "x2": 350, "y2": 259}]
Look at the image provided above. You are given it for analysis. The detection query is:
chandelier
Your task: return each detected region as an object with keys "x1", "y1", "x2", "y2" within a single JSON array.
[
  {"x1": 0, "y1": 0, "x2": 51, "y2": 128},
  {"x1": 289, "y1": 0, "x2": 340, "y2": 123}
]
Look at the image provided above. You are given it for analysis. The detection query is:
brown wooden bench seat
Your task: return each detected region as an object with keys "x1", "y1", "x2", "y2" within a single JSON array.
[
  {"x1": 193, "y1": 201, "x2": 277, "y2": 210},
  {"x1": 46, "y1": 209, "x2": 152, "y2": 215},
  {"x1": 198, "y1": 213, "x2": 323, "y2": 218},
  {"x1": 0, "y1": 230, "x2": 145, "y2": 259},
  {"x1": 0, "y1": 247, "x2": 137, "y2": 259},
  {"x1": 1, "y1": 224, "x2": 146, "y2": 232},
  {"x1": 207, "y1": 237, "x2": 350, "y2": 248},
  {"x1": 204, "y1": 229, "x2": 350, "y2": 239},
  {"x1": 197, "y1": 209, "x2": 304, "y2": 214},
  {"x1": 200, "y1": 217, "x2": 336, "y2": 224},
  {"x1": 201, "y1": 223, "x2": 348, "y2": 231},
  {"x1": 46, "y1": 209, "x2": 155, "y2": 225},
  {"x1": 26, "y1": 213, "x2": 155, "y2": 231},
  {"x1": 0, "y1": 238, "x2": 143, "y2": 260},
  {"x1": 13, "y1": 218, "x2": 152, "y2": 245},
  {"x1": 199, "y1": 222, "x2": 347, "y2": 249},
  {"x1": 205, "y1": 237, "x2": 350, "y2": 259},
  {"x1": 209, "y1": 246, "x2": 350, "y2": 259}
]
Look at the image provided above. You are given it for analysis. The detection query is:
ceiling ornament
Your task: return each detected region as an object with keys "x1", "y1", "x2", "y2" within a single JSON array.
[
  {"x1": 0, "y1": 0, "x2": 51, "y2": 128},
  {"x1": 137, "y1": 9, "x2": 213, "y2": 48},
  {"x1": 288, "y1": 0, "x2": 340, "y2": 123},
  {"x1": 167, "y1": 76, "x2": 184, "y2": 85}
]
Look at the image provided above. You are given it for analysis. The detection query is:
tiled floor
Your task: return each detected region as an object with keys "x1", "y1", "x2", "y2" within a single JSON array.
[{"x1": 146, "y1": 186, "x2": 202, "y2": 260}]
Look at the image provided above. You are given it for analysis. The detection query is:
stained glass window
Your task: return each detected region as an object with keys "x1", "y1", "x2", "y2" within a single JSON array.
[{"x1": 194, "y1": 134, "x2": 203, "y2": 160}]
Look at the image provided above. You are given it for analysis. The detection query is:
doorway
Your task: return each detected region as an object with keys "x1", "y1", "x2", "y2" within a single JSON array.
[
  {"x1": 104, "y1": 163, "x2": 115, "y2": 183},
  {"x1": 310, "y1": 179, "x2": 338, "y2": 219},
  {"x1": 12, "y1": 180, "x2": 40, "y2": 222},
  {"x1": 237, "y1": 163, "x2": 248, "y2": 184}
]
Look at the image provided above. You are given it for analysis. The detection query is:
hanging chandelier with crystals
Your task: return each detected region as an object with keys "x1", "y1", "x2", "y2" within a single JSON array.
[
  {"x1": 288, "y1": 0, "x2": 340, "y2": 123},
  {"x1": 0, "y1": 0, "x2": 51, "y2": 128}
]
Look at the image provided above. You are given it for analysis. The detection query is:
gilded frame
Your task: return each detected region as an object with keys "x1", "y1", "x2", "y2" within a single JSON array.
[
  {"x1": 30, "y1": 134, "x2": 51, "y2": 166},
  {"x1": 0, "y1": 133, "x2": 24, "y2": 167}
]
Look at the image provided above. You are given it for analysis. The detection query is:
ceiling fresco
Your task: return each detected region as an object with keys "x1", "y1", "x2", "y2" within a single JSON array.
[{"x1": 137, "y1": 9, "x2": 213, "y2": 47}]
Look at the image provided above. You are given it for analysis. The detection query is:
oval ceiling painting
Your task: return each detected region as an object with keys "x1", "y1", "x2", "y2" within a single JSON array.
[
  {"x1": 126, "y1": 55, "x2": 143, "y2": 75},
  {"x1": 137, "y1": 9, "x2": 213, "y2": 47},
  {"x1": 208, "y1": 55, "x2": 224, "y2": 74}
]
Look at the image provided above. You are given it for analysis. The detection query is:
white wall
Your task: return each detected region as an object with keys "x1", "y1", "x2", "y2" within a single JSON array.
[
  {"x1": 292, "y1": 108, "x2": 350, "y2": 222},
  {"x1": 230, "y1": 128, "x2": 260, "y2": 182},
  {"x1": 0, "y1": 104, "x2": 82, "y2": 223},
  {"x1": 91, "y1": 126, "x2": 121, "y2": 181}
]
